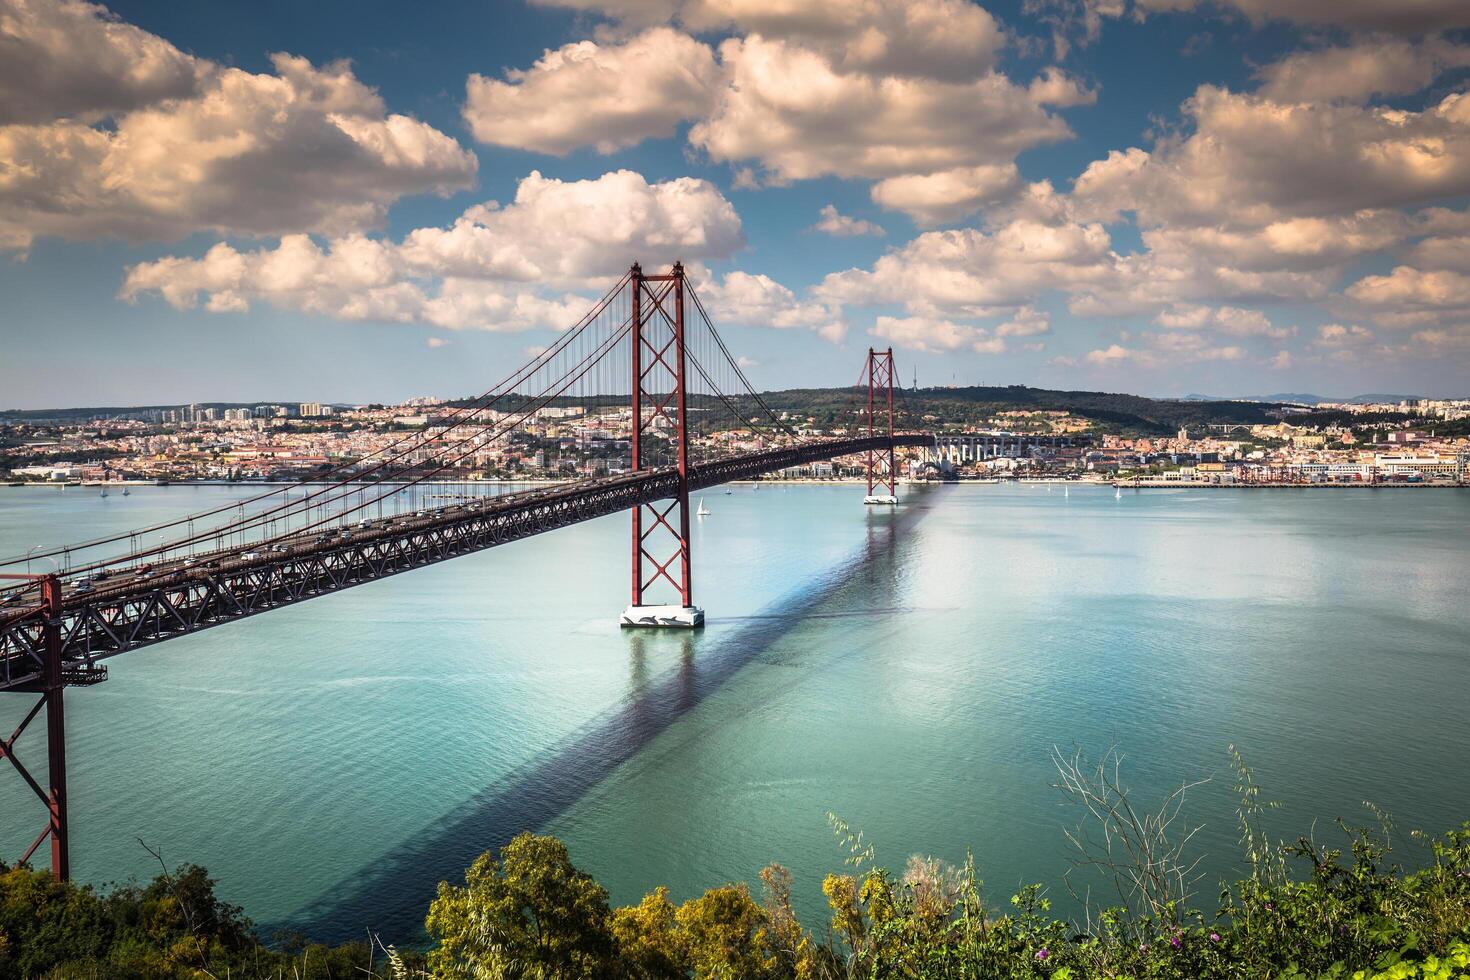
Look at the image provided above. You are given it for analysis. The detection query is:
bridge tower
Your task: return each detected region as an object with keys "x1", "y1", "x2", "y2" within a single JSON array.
[
  {"x1": 621, "y1": 262, "x2": 704, "y2": 628},
  {"x1": 864, "y1": 347, "x2": 898, "y2": 505}
]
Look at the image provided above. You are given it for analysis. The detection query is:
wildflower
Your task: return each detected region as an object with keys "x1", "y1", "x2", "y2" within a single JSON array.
[
  {"x1": 1209, "y1": 932, "x2": 1221, "y2": 943},
  {"x1": 1036, "y1": 948, "x2": 1050, "y2": 961},
  {"x1": 1170, "y1": 935, "x2": 1181, "y2": 948},
  {"x1": 1139, "y1": 944, "x2": 1149, "y2": 953}
]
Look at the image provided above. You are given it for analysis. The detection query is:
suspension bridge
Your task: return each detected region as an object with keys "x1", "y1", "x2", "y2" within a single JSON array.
[{"x1": 0, "y1": 262, "x2": 927, "y2": 881}]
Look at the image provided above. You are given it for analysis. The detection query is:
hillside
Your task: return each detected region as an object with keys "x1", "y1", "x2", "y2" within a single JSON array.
[{"x1": 760, "y1": 384, "x2": 1291, "y2": 435}]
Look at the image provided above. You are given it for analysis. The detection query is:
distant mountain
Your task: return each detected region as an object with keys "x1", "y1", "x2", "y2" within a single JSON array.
[{"x1": 1256, "y1": 392, "x2": 1334, "y2": 405}]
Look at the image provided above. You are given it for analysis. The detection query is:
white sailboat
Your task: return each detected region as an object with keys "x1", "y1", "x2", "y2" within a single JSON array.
[
  {"x1": 99, "y1": 487, "x2": 108, "y2": 498},
  {"x1": 122, "y1": 487, "x2": 131, "y2": 496},
  {"x1": 696, "y1": 498, "x2": 710, "y2": 517},
  {"x1": 1115, "y1": 486, "x2": 1122, "y2": 499}
]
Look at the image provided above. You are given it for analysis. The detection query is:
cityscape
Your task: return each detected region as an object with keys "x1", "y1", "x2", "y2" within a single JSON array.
[{"x1": 5, "y1": 391, "x2": 1468, "y2": 487}]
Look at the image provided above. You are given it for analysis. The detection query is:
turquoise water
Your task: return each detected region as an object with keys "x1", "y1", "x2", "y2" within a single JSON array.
[{"x1": 2, "y1": 483, "x2": 1468, "y2": 940}]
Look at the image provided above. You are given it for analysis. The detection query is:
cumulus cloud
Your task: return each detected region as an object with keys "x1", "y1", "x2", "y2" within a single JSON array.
[
  {"x1": 996, "y1": 307, "x2": 1051, "y2": 337},
  {"x1": 120, "y1": 170, "x2": 749, "y2": 331},
  {"x1": 1406, "y1": 234, "x2": 1470, "y2": 271},
  {"x1": 1255, "y1": 37, "x2": 1470, "y2": 104},
  {"x1": 535, "y1": 0, "x2": 1007, "y2": 82},
  {"x1": 1073, "y1": 87, "x2": 1470, "y2": 230},
  {"x1": 697, "y1": 269, "x2": 845, "y2": 342},
  {"x1": 0, "y1": 0, "x2": 204, "y2": 124},
  {"x1": 870, "y1": 315, "x2": 1005, "y2": 353},
  {"x1": 690, "y1": 37, "x2": 1077, "y2": 186},
  {"x1": 0, "y1": 47, "x2": 477, "y2": 252},
  {"x1": 870, "y1": 164, "x2": 1022, "y2": 225},
  {"x1": 1078, "y1": 335, "x2": 1246, "y2": 368},
  {"x1": 812, "y1": 204, "x2": 885, "y2": 237},
  {"x1": 398, "y1": 169, "x2": 744, "y2": 286},
  {"x1": 463, "y1": 28, "x2": 718, "y2": 154},
  {"x1": 816, "y1": 215, "x2": 1114, "y2": 315},
  {"x1": 1316, "y1": 323, "x2": 1376, "y2": 346},
  {"x1": 1346, "y1": 266, "x2": 1470, "y2": 314},
  {"x1": 490, "y1": 0, "x2": 1083, "y2": 232},
  {"x1": 1153, "y1": 303, "x2": 1291, "y2": 338}
]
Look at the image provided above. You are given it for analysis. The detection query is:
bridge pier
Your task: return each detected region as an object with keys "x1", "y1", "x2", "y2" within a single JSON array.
[
  {"x1": 621, "y1": 262, "x2": 705, "y2": 628},
  {"x1": 0, "y1": 574, "x2": 75, "y2": 880}
]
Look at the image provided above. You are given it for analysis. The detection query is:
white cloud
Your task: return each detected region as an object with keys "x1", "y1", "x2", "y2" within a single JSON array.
[
  {"x1": 0, "y1": 51, "x2": 477, "y2": 253},
  {"x1": 697, "y1": 269, "x2": 845, "y2": 342},
  {"x1": 1255, "y1": 38, "x2": 1470, "y2": 104},
  {"x1": 1315, "y1": 323, "x2": 1376, "y2": 346},
  {"x1": 0, "y1": 0, "x2": 204, "y2": 124},
  {"x1": 1346, "y1": 266, "x2": 1470, "y2": 313},
  {"x1": 535, "y1": 0, "x2": 1007, "y2": 82},
  {"x1": 816, "y1": 215, "x2": 1114, "y2": 315},
  {"x1": 1406, "y1": 234, "x2": 1470, "y2": 271},
  {"x1": 812, "y1": 204, "x2": 885, "y2": 237},
  {"x1": 689, "y1": 36, "x2": 1077, "y2": 185},
  {"x1": 687, "y1": 0, "x2": 1007, "y2": 82},
  {"x1": 426, "y1": 337, "x2": 451, "y2": 348},
  {"x1": 1154, "y1": 303, "x2": 1291, "y2": 338},
  {"x1": 1073, "y1": 88, "x2": 1470, "y2": 231},
  {"x1": 463, "y1": 28, "x2": 718, "y2": 154},
  {"x1": 1083, "y1": 343, "x2": 1133, "y2": 365},
  {"x1": 996, "y1": 306, "x2": 1051, "y2": 337},
  {"x1": 870, "y1": 164, "x2": 1021, "y2": 225},
  {"x1": 398, "y1": 169, "x2": 744, "y2": 286},
  {"x1": 1079, "y1": 335, "x2": 1246, "y2": 368},
  {"x1": 120, "y1": 169, "x2": 748, "y2": 331},
  {"x1": 870, "y1": 315, "x2": 1004, "y2": 353}
]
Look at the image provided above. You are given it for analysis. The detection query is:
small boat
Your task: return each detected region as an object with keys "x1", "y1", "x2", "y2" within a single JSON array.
[
  {"x1": 99, "y1": 488, "x2": 108, "y2": 498},
  {"x1": 696, "y1": 498, "x2": 710, "y2": 517},
  {"x1": 122, "y1": 488, "x2": 131, "y2": 497},
  {"x1": 724, "y1": 488, "x2": 732, "y2": 495},
  {"x1": 1064, "y1": 485, "x2": 1069, "y2": 498},
  {"x1": 1115, "y1": 487, "x2": 1122, "y2": 499}
]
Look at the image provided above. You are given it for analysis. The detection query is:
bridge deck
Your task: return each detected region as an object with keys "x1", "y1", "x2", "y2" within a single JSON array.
[{"x1": 0, "y1": 435, "x2": 928, "y2": 691}]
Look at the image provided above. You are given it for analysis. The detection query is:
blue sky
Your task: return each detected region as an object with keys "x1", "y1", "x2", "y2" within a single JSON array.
[{"x1": 2, "y1": 0, "x2": 1469, "y2": 408}]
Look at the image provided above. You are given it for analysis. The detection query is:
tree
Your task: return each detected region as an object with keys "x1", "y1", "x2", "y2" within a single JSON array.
[
  {"x1": 609, "y1": 886, "x2": 685, "y2": 979},
  {"x1": 425, "y1": 833, "x2": 619, "y2": 979},
  {"x1": 675, "y1": 883, "x2": 781, "y2": 980}
]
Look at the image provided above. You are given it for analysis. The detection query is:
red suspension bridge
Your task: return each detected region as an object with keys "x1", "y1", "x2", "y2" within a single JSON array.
[{"x1": 0, "y1": 262, "x2": 927, "y2": 881}]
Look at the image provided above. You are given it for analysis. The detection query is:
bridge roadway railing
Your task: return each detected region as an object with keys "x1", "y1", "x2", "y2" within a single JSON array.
[{"x1": 0, "y1": 434, "x2": 929, "y2": 691}]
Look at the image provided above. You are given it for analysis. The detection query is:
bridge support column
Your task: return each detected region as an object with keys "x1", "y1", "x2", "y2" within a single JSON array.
[
  {"x1": 0, "y1": 574, "x2": 70, "y2": 880},
  {"x1": 622, "y1": 262, "x2": 704, "y2": 628},
  {"x1": 864, "y1": 347, "x2": 898, "y2": 505}
]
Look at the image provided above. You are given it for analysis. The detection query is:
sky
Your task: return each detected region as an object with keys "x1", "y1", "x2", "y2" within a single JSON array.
[{"x1": 2, "y1": 0, "x2": 1469, "y2": 408}]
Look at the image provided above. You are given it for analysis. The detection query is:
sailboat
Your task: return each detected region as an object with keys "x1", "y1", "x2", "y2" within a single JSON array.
[
  {"x1": 99, "y1": 487, "x2": 108, "y2": 498},
  {"x1": 1064, "y1": 485, "x2": 1070, "y2": 498},
  {"x1": 1115, "y1": 486, "x2": 1122, "y2": 500},
  {"x1": 122, "y1": 487, "x2": 131, "y2": 496},
  {"x1": 696, "y1": 498, "x2": 710, "y2": 517}
]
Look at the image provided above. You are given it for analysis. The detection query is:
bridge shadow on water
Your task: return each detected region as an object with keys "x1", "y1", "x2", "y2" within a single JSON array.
[{"x1": 276, "y1": 487, "x2": 943, "y2": 944}]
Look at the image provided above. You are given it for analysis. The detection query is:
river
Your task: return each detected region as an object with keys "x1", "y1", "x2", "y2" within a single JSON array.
[{"x1": 2, "y1": 482, "x2": 1468, "y2": 941}]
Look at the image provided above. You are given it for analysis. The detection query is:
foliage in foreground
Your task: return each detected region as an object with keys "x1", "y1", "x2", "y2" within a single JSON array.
[{"x1": 3, "y1": 749, "x2": 1469, "y2": 979}]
